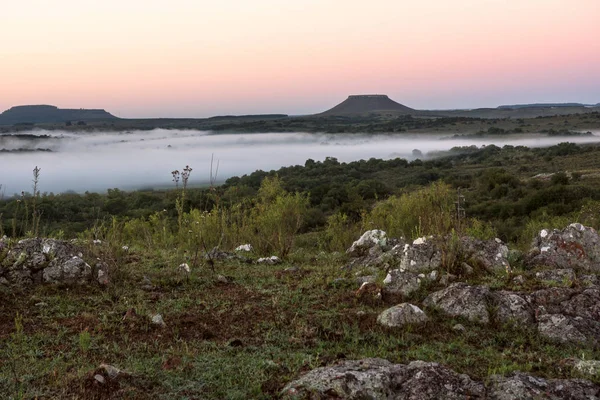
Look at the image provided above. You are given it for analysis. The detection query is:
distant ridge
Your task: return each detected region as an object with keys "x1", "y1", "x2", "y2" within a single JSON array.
[
  {"x1": 498, "y1": 103, "x2": 597, "y2": 109},
  {"x1": 0, "y1": 105, "x2": 118, "y2": 125},
  {"x1": 320, "y1": 95, "x2": 415, "y2": 116}
]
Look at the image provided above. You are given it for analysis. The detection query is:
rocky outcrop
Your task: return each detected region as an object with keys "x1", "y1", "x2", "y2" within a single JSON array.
[
  {"x1": 424, "y1": 283, "x2": 492, "y2": 323},
  {"x1": 527, "y1": 224, "x2": 600, "y2": 272},
  {"x1": 377, "y1": 303, "x2": 429, "y2": 328},
  {"x1": 282, "y1": 358, "x2": 599, "y2": 399},
  {"x1": 0, "y1": 238, "x2": 107, "y2": 286},
  {"x1": 345, "y1": 231, "x2": 510, "y2": 277}
]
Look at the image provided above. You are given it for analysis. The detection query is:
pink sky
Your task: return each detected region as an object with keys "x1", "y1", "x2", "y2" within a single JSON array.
[{"x1": 1, "y1": 0, "x2": 599, "y2": 118}]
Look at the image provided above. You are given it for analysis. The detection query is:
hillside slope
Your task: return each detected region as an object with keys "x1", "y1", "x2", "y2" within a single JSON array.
[{"x1": 320, "y1": 95, "x2": 415, "y2": 116}]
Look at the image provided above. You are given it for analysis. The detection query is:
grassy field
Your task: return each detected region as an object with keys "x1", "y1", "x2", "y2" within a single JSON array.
[{"x1": 2, "y1": 243, "x2": 600, "y2": 399}]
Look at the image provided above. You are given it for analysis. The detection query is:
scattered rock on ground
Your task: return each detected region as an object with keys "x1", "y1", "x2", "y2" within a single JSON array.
[
  {"x1": 377, "y1": 303, "x2": 429, "y2": 328},
  {"x1": 151, "y1": 314, "x2": 166, "y2": 327},
  {"x1": 257, "y1": 256, "x2": 281, "y2": 265},
  {"x1": 382, "y1": 269, "x2": 423, "y2": 299},
  {"x1": 535, "y1": 268, "x2": 577, "y2": 284},
  {"x1": 487, "y1": 371, "x2": 600, "y2": 399}
]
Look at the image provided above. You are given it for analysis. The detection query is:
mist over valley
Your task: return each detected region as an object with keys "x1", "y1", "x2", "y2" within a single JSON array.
[{"x1": 2, "y1": 129, "x2": 600, "y2": 194}]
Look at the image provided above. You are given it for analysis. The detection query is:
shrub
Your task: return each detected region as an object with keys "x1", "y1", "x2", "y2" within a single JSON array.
[{"x1": 368, "y1": 181, "x2": 454, "y2": 239}]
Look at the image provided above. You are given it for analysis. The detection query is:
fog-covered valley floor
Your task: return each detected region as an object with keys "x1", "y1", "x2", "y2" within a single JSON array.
[{"x1": 1, "y1": 129, "x2": 600, "y2": 194}]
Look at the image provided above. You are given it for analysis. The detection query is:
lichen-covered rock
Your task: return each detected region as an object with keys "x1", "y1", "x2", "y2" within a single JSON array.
[
  {"x1": 561, "y1": 288, "x2": 600, "y2": 321},
  {"x1": 281, "y1": 358, "x2": 399, "y2": 399},
  {"x1": 392, "y1": 360, "x2": 486, "y2": 399},
  {"x1": 42, "y1": 256, "x2": 92, "y2": 284},
  {"x1": 529, "y1": 287, "x2": 577, "y2": 315},
  {"x1": 537, "y1": 313, "x2": 600, "y2": 344},
  {"x1": 400, "y1": 237, "x2": 443, "y2": 273},
  {"x1": 282, "y1": 359, "x2": 600, "y2": 400},
  {"x1": 487, "y1": 372, "x2": 600, "y2": 399},
  {"x1": 460, "y1": 237, "x2": 510, "y2": 273},
  {"x1": 527, "y1": 224, "x2": 600, "y2": 272},
  {"x1": 382, "y1": 269, "x2": 423, "y2": 299},
  {"x1": 346, "y1": 230, "x2": 388, "y2": 258},
  {"x1": 424, "y1": 282, "x2": 491, "y2": 323},
  {"x1": 377, "y1": 303, "x2": 429, "y2": 328},
  {"x1": 492, "y1": 291, "x2": 535, "y2": 326},
  {"x1": 1, "y1": 238, "x2": 104, "y2": 286},
  {"x1": 281, "y1": 358, "x2": 486, "y2": 399}
]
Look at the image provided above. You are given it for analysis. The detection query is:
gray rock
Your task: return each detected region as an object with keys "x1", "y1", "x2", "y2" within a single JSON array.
[
  {"x1": 453, "y1": 323, "x2": 466, "y2": 332},
  {"x1": 281, "y1": 358, "x2": 399, "y2": 399},
  {"x1": 561, "y1": 288, "x2": 600, "y2": 321},
  {"x1": 527, "y1": 224, "x2": 600, "y2": 272},
  {"x1": 151, "y1": 314, "x2": 166, "y2": 327},
  {"x1": 281, "y1": 358, "x2": 486, "y2": 399},
  {"x1": 346, "y1": 230, "x2": 388, "y2": 258},
  {"x1": 377, "y1": 303, "x2": 429, "y2": 328},
  {"x1": 257, "y1": 256, "x2": 281, "y2": 265},
  {"x1": 382, "y1": 269, "x2": 422, "y2": 298},
  {"x1": 493, "y1": 291, "x2": 535, "y2": 326},
  {"x1": 529, "y1": 287, "x2": 577, "y2": 315},
  {"x1": 400, "y1": 237, "x2": 443, "y2": 273},
  {"x1": 537, "y1": 313, "x2": 600, "y2": 344},
  {"x1": 424, "y1": 283, "x2": 491, "y2": 323},
  {"x1": 42, "y1": 256, "x2": 92, "y2": 284},
  {"x1": 94, "y1": 374, "x2": 105, "y2": 384},
  {"x1": 460, "y1": 237, "x2": 510, "y2": 273},
  {"x1": 488, "y1": 372, "x2": 600, "y2": 399},
  {"x1": 1, "y1": 238, "x2": 106, "y2": 286}
]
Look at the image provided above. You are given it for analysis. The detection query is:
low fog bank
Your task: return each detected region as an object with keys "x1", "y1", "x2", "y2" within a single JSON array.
[{"x1": 1, "y1": 129, "x2": 600, "y2": 195}]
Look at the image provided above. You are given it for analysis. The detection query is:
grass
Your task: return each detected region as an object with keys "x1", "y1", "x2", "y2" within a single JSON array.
[{"x1": 1, "y1": 241, "x2": 599, "y2": 399}]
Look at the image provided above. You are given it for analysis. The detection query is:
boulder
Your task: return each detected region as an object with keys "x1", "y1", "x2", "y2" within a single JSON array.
[
  {"x1": 0, "y1": 238, "x2": 104, "y2": 286},
  {"x1": 537, "y1": 313, "x2": 600, "y2": 344},
  {"x1": 424, "y1": 283, "x2": 491, "y2": 323},
  {"x1": 492, "y1": 291, "x2": 535, "y2": 326},
  {"x1": 399, "y1": 237, "x2": 443, "y2": 273},
  {"x1": 377, "y1": 303, "x2": 429, "y2": 328},
  {"x1": 281, "y1": 358, "x2": 399, "y2": 399},
  {"x1": 382, "y1": 269, "x2": 423, "y2": 299},
  {"x1": 346, "y1": 230, "x2": 388, "y2": 258},
  {"x1": 487, "y1": 372, "x2": 600, "y2": 399},
  {"x1": 527, "y1": 224, "x2": 600, "y2": 272},
  {"x1": 282, "y1": 359, "x2": 600, "y2": 399},
  {"x1": 460, "y1": 237, "x2": 510, "y2": 273}
]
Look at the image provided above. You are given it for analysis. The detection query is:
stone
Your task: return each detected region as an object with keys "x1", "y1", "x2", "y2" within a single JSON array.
[
  {"x1": 281, "y1": 358, "x2": 486, "y2": 399},
  {"x1": 487, "y1": 372, "x2": 600, "y2": 399},
  {"x1": 492, "y1": 291, "x2": 535, "y2": 326},
  {"x1": 346, "y1": 230, "x2": 387, "y2": 257},
  {"x1": 423, "y1": 282, "x2": 491, "y2": 323},
  {"x1": 94, "y1": 374, "x2": 105, "y2": 384},
  {"x1": 377, "y1": 303, "x2": 429, "y2": 328},
  {"x1": 560, "y1": 288, "x2": 600, "y2": 321},
  {"x1": 399, "y1": 238, "x2": 443, "y2": 273},
  {"x1": 460, "y1": 236, "x2": 510, "y2": 273},
  {"x1": 178, "y1": 263, "x2": 191, "y2": 273},
  {"x1": 42, "y1": 256, "x2": 92, "y2": 284},
  {"x1": 537, "y1": 313, "x2": 598, "y2": 344},
  {"x1": 235, "y1": 244, "x2": 253, "y2": 252},
  {"x1": 216, "y1": 274, "x2": 228, "y2": 283},
  {"x1": 453, "y1": 323, "x2": 466, "y2": 332},
  {"x1": 257, "y1": 256, "x2": 281, "y2": 265},
  {"x1": 151, "y1": 314, "x2": 166, "y2": 327},
  {"x1": 382, "y1": 269, "x2": 422, "y2": 299},
  {"x1": 527, "y1": 224, "x2": 600, "y2": 272},
  {"x1": 1, "y1": 238, "x2": 102, "y2": 286}
]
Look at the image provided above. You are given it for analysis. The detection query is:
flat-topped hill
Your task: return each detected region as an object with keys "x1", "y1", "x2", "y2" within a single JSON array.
[
  {"x1": 0, "y1": 105, "x2": 118, "y2": 125},
  {"x1": 320, "y1": 95, "x2": 415, "y2": 116}
]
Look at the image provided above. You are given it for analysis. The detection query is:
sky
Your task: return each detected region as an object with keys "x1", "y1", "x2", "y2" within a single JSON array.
[{"x1": 1, "y1": 0, "x2": 599, "y2": 118}]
